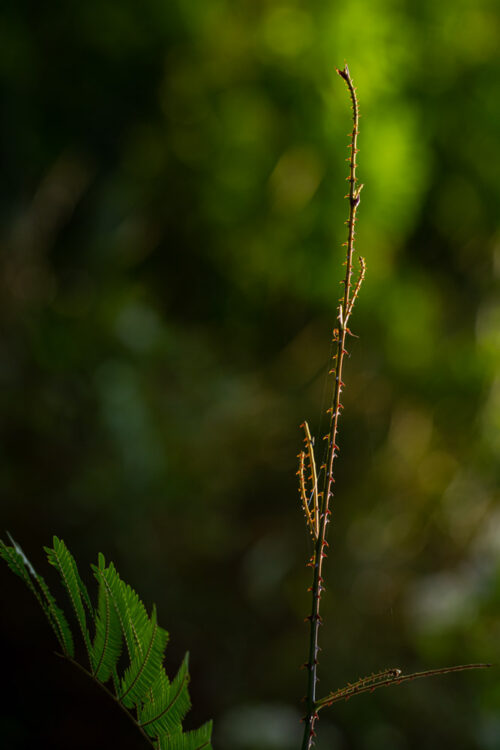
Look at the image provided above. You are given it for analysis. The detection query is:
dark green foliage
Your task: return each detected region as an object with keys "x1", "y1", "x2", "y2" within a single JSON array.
[
  {"x1": 91, "y1": 554, "x2": 123, "y2": 682},
  {"x1": 138, "y1": 655, "x2": 192, "y2": 738},
  {"x1": 45, "y1": 536, "x2": 93, "y2": 659},
  {"x1": 0, "y1": 535, "x2": 212, "y2": 750},
  {"x1": 1, "y1": 535, "x2": 74, "y2": 658}
]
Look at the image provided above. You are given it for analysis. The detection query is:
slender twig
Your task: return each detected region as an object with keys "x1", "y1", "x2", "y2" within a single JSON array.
[
  {"x1": 299, "y1": 64, "x2": 489, "y2": 750},
  {"x1": 316, "y1": 663, "x2": 492, "y2": 710},
  {"x1": 300, "y1": 63, "x2": 363, "y2": 750},
  {"x1": 298, "y1": 421, "x2": 320, "y2": 540},
  {"x1": 55, "y1": 652, "x2": 156, "y2": 748}
]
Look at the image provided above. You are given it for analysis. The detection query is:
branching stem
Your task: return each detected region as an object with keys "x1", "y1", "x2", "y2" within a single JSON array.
[
  {"x1": 301, "y1": 64, "x2": 362, "y2": 750},
  {"x1": 299, "y1": 64, "x2": 489, "y2": 750},
  {"x1": 316, "y1": 663, "x2": 492, "y2": 710}
]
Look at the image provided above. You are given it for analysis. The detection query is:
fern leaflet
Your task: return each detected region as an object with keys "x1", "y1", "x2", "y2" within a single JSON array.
[
  {"x1": 139, "y1": 654, "x2": 191, "y2": 737},
  {"x1": 0, "y1": 536, "x2": 74, "y2": 657},
  {"x1": 157, "y1": 722, "x2": 213, "y2": 750},
  {"x1": 90, "y1": 553, "x2": 123, "y2": 681},
  {"x1": 119, "y1": 605, "x2": 169, "y2": 708},
  {"x1": 45, "y1": 536, "x2": 93, "y2": 664}
]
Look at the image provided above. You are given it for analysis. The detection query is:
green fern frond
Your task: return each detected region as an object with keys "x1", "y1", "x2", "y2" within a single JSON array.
[
  {"x1": 97, "y1": 558, "x2": 153, "y2": 662},
  {"x1": 90, "y1": 553, "x2": 123, "y2": 681},
  {"x1": 139, "y1": 654, "x2": 191, "y2": 738},
  {"x1": 36, "y1": 574, "x2": 75, "y2": 658},
  {"x1": 45, "y1": 536, "x2": 92, "y2": 663},
  {"x1": 0, "y1": 538, "x2": 45, "y2": 605},
  {"x1": 0, "y1": 537, "x2": 74, "y2": 657},
  {"x1": 118, "y1": 605, "x2": 169, "y2": 708},
  {"x1": 157, "y1": 721, "x2": 213, "y2": 750},
  {"x1": 1, "y1": 536, "x2": 212, "y2": 748}
]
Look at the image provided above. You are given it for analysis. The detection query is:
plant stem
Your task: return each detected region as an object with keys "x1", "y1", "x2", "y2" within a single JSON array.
[
  {"x1": 301, "y1": 64, "x2": 361, "y2": 750},
  {"x1": 316, "y1": 663, "x2": 492, "y2": 710},
  {"x1": 55, "y1": 652, "x2": 156, "y2": 748}
]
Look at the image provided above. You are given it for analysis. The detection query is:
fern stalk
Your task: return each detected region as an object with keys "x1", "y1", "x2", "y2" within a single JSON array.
[{"x1": 57, "y1": 652, "x2": 157, "y2": 748}]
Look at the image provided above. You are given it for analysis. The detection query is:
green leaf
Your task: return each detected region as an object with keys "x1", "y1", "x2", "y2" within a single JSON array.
[
  {"x1": 45, "y1": 536, "x2": 92, "y2": 662},
  {"x1": 97, "y1": 558, "x2": 171, "y2": 708},
  {"x1": 118, "y1": 605, "x2": 169, "y2": 708},
  {"x1": 36, "y1": 575, "x2": 75, "y2": 658},
  {"x1": 97, "y1": 560, "x2": 151, "y2": 662},
  {"x1": 157, "y1": 722, "x2": 213, "y2": 750},
  {"x1": 139, "y1": 654, "x2": 191, "y2": 739},
  {"x1": 90, "y1": 553, "x2": 123, "y2": 682},
  {"x1": 0, "y1": 538, "x2": 74, "y2": 657}
]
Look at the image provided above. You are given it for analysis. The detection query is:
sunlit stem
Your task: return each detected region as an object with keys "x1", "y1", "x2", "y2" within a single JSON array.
[
  {"x1": 301, "y1": 63, "x2": 362, "y2": 750},
  {"x1": 315, "y1": 663, "x2": 492, "y2": 711}
]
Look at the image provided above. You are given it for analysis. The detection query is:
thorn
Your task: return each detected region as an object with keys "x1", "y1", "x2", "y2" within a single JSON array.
[
  {"x1": 305, "y1": 614, "x2": 322, "y2": 623},
  {"x1": 300, "y1": 662, "x2": 310, "y2": 670}
]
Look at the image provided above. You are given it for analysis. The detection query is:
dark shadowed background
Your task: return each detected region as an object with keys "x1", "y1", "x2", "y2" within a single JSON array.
[{"x1": 1, "y1": 1, "x2": 499, "y2": 749}]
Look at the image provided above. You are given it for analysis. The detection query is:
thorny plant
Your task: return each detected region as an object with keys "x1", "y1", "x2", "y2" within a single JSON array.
[
  {"x1": 0, "y1": 63, "x2": 491, "y2": 750},
  {"x1": 298, "y1": 64, "x2": 490, "y2": 750}
]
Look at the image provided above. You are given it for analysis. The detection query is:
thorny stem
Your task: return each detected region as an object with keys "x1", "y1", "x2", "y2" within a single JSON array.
[
  {"x1": 301, "y1": 63, "x2": 362, "y2": 750},
  {"x1": 316, "y1": 663, "x2": 492, "y2": 710},
  {"x1": 299, "y1": 65, "x2": 489, "y2": 750}
]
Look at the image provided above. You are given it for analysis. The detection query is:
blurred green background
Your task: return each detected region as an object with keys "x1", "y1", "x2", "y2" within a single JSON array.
[{"x1": 1, "y1": 1, "x2": 499, "y2": 748}]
